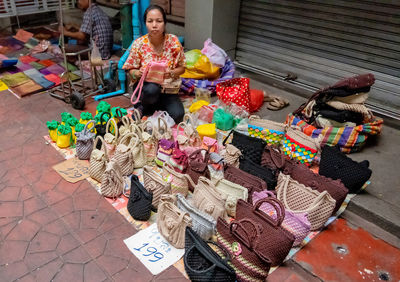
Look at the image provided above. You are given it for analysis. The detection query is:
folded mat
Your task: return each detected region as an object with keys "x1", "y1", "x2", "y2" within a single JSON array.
[
  {"x1": 19, "y1": 55, "x2": 39, "y2": 64},
  {"x1": 1, "y1": 72, "x2": 31, "y2": 87},
  {"x1": 16, "y1": 62, "x2": 33, "y2": 72},
  {"x1": 60, "y1": 62, "x2": 78, "y2": 72},
  {"x1": 32, "y1": 53, "x2": 54, "y2": 60},
  {"x1": 10, "y1": 80, "x2": 43, "y2": 97},
  {"x1": 44, "y1": 64, "x2": 65, "y2": 75},
  {"x1": 38, "y1": 59, "x2": 55, "y2": 67},
  {"x1": 30, "y1": 61, "x2": 45, "y2": 70},
  {"x1": 13, "y1": 29, "x2": 34, "y2": 43},
  {"x1": 24, "y1": 68, "x2": 55, "y2": 88},
  {"x1": 39, "y1": 68, "x2": 52, "y2": 75},
  {"x1": 44, "y1": 74, "x2": 61, "y2": 86}
]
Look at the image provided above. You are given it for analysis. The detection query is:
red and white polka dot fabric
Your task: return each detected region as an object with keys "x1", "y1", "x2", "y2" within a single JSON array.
[{"x1": 216, "y1": 78, "x2": 250, "y2": 112}]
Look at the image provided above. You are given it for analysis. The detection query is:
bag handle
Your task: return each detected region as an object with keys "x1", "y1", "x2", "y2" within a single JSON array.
[
  {"x1": 118, "y1": 132, "x2": 139, "y2": 147},
  {"x1": 222, "y1": 130, "x2": 234, "y2": 146},
  {"x1": 198, "y1": 176, "x2": 224, "y2": 200},
  {"x1": 132, "y1": 108, "x2": 142, "y2": 123},
  {"x1": 163, "y1": 163, "x2": 197, "y2": 188},
  {"x1": 229, "y1": 218, "x2": 261, "y2": 250},
  {"x1": 266, "y1": 146, "x2": 286, "y2": 169},
  {"x1": 278, "y1": 173, "x2": 331, "y2": 214},
  {"x1": 131, "y1": 63, "x2": 151, "y2": 105},
  {"x1": 121, "y1": 115, "x2": 132, "y2": 128},
  {"x1": 141, "y1": 120, "x2": 155, "y2": 139},
  {"x1": 115, "y1": 108, "x2": 123, "y2": 119},
  {"x1": 99, "y1": 112, "x2": 111, "y2": 125},
  {"x1": 253, "y1": 198, "x2": 285, "y2": 227},
  {"x1": 189, "y1": 148, "x2": 211, "y2": 163},
  {"x1": 106, "y1": 117, "x2": 118, "y2": 139},
  {"x1": 129, "y1": 123, "x2": 144, "y2": 143},
  {"x1": 157, "y1": 117, "x2": 169, "y2": 135},
  {"x1": 93, "y1": 135, "x2": 108, "y2": 160},
  {"x1": 83, "y1": 120, "x2": 96, "y2": 135}
]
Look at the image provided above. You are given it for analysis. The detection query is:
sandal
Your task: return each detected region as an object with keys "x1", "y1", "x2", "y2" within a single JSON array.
[{"x1": 263, "y1": 91, "x2": 289, "y2": 111}]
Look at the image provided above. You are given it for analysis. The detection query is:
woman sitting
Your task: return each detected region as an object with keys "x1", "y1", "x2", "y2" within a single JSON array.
[{"x1": 122, "y1": 4, "x2": 186, "y2": 123}]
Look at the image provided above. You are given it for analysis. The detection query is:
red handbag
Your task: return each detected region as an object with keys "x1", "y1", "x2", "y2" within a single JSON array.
[{"x1": 216, "y1": 78, "x2": 251, "y2": 112}]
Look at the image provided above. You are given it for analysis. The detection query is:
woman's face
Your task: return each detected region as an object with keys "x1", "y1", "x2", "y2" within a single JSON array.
[{"x1": 146, "y1": 9, "x2": 165, "y2": 37}]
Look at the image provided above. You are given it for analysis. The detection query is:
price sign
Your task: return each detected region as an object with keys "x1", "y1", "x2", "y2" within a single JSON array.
[
  {"x1": 124, "y1": 223, "x2": 185, "y2": 275},
  {"x1": 52, "y1": 157, "x2": 90, "y2": 183}
]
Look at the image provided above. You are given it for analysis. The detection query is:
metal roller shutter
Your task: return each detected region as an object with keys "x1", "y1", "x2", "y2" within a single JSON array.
[{"x1": 235, "y1": 0, "x2": 400, "y2": 118}]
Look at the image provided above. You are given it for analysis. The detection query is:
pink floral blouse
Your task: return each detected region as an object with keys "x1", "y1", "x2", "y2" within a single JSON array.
[{"x1": 122, "y1": 34, "x2": 186, "y2": 71}]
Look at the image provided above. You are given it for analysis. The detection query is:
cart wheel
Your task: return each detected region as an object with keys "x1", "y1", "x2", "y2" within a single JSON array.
[
  {"x1": 70, "y1": 91, "x2": 86, "y2": 110},
  {"x1": 103, "y1": 78, "x2": 117, "y2": 93}
]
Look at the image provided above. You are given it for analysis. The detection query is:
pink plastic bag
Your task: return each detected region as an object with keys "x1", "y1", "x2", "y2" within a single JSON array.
[
  {"x1": 197, "y1": 105, "x2": 217, "y2": 123},
  {"x1": 201, "y1": 38, "x2": 227, "y2": 68}
]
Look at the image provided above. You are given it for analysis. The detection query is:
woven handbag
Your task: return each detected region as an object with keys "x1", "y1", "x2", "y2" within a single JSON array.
[
  {"x1": 248, "y1": 115, "x2": 286, "y2": 146},
  {"x1": 111, "y1": 133, "x2": 138, "y2": 176},
  {"x1": 216, "y1": 77, "x2": 251, "y2": 112},
  {"x1": 239, "y1": 156, "x2": 277, "y2": 190},
  {"x1": 155, "y1": 139, "x2": 175, "y2": 167},
  {"x1": 177, "y1": 194, "x2": 216, "y2": 240},
  {"x1": 177, "y1": 113, "x2": 202, "y2": 148},
  {"x1": 235, "y1": 199, "x2": 295, "y2": 266},
  {"x1": 216, "y1": 218, "x2": 272, "y2": 281},
  {"x1": 224, "y1": 164, "x2": 266, "y2": 203},
  {"x1": 162, "y1": 163, "x2": 196, "y2": 197},
  {"x1": 154, "y1": 117, "x2": 173, "y2": 142},
  {"x1": 184, "y1": 227, "x2": 236, "y2": 282},
  {"x1": 201, "y1": 136, "x2": 219, "y2": 153},
  {"x1": 319, "y1": 145, "x2": 372, "y2": 193},
  {"x1": 223, "y1": 130, "x2": 267, "y2": 165},
  {"x1": 281, "y1": 126, "x2": 320, "y2": 166},
  {"x1": 75, "y1": 120, "x2": 96, "y2": 160},
  {"x1": 89, "y1": 136, "x2": 109, "y2": 182},
  {"x1": 187, "y1": 149, "x2": 211, "y2": 192},
  {"x1": 127, "y1": 175, "x2": 153, "y2": 221},
  {"x1": 95, "y1": 112, "x2": 111, "y2": 140},
  {"x1": 139, "y1": 120, "x2": 158, "y2": 164},
  {"x1": 128, "y1": 124, "x2": 147, "y2": 168},
  {"x1": 252, "y1": 191, "x2": 311, "y2": 246},
  {"x1": 157, "y1": 195, "x2": 192, "y2": 249},
  {"x1": 143, "y1": 165, "x2": 171, "y2": 210},
  {"x1": 214, "y1": 179, "x2": 248, "y2": 218},
  {"x1": 192, "y1": 176, "x2": 228, "y2": 221},
  {"x1": 168, "y1": 142, "x2": 189, "y2": 173},
  {"x1": 118, "y1": 115, "x2": 134, "y2": 137},
  {"x1": 104, "y1": 118, "x2": 118, "y2": 159},
  {"x1": 282, "y1": 158, "x2": 348, "y2": 214},
  {"x1": 276, "y1": 173, "x2": 336, "y2": 231},
  {"x1": 100, "y1": 160, "x2": 124, "y2": 198},
  {"x1": 221, "y1": 144, "x2": 241, "y2": 168}
]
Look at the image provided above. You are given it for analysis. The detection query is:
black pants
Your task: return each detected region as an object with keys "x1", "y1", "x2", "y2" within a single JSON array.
[{"x1": 135, "y1": 82, "x2": 185, "y2": 123}]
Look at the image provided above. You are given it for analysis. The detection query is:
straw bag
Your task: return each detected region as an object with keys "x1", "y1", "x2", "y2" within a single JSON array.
[
  {"x1": 111, "y1": 133, "x2": 137, "y2": 176},
  {"x1": 143, "y1": 165, "x2": 171, "y2": 210},
  {"x1": 100, "y1": 161, "x2": 124, "y2": 198},
  {"x1": 176, "y1": 194, "x2": 216, "y2": 240},
  {"x1": 154, "y1": 117, "x2": 173, "y2": 142},
  {"x1": 281, "y1": 126, "x2": 320, "y2": 166},
  {"x1": 140, "y1": 120, "x2": 158, "y2": 164},
  {"x1": 214, "y1": 179, "x2": 248, "y2": 218},
  {"x1": 252, "y1": 191, "x2": 311, "y2": 246},
  {"x1": 187, "y1": 149, "x2": 211, "y2": 192},
  {"x1": 248, "y1": 115, "x2": 286, "y2": 146},
  {"x1": 216, "y1": 218, "x2": 271, "y2": 281},
  {"x1": 89, "y1": 136, "x2": 109, "y2": 182},
  {"x1": 276, "y1": 173, "x2": 336, "y2": 231},
  {"x1": 104, "y1": 118, "x2": 118, "y2": 158},
  {"x1": 224, "y1": 164, "x2": 266, "y2": 203},
  {"x1": 127, "y1": 175, "x2": 153, "y2": 221},
  {"x1": 192, "y1": 177, "x2": 228, "y2": 221},
  {"x1": 235, "y1": 199, "x2": 295, "y2": 266},
  {"x1": 129, "y1": 124, "x2": 147, "y2": 168},
  {"x1": 157, "y1": 195, "x2": 192, "y2": 249},
  {"x1": 223, "y1": 130, "x2": 267, "y2": 165},
  {"x1": 184, "y1": 227, "x2": 236, "y2": 282},
  {"x1": 75, "y1": 120, "x2": 96, "y2": 160},
  {"x1": 221, "y1": 144, "x2": 241, "y2": 168},
  {"x1": 239, "y1": 156, "x2": 277, "y2": 190},
  {"x1": 162, "y1": 163, "x2": 196, "y2": 197},
  {"x1": 177, "y1": 114, "x2": 201, "y2": 147},
  {"x1": 118, "y1": 115, "x2": 134, "y2": 137}
]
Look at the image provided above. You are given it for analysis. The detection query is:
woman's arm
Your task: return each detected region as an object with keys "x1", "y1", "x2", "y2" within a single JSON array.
[
  {"x1": 129, "y1": 68, "x2": 143, "y2": 80},
  {"x1": 166, "y1": 65, "x2": 185, "y2": 79}
]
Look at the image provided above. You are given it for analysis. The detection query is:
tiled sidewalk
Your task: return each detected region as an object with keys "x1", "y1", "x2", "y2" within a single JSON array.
[{"x1": 1, "y1": 89, "x2": 399, "y2": 281}]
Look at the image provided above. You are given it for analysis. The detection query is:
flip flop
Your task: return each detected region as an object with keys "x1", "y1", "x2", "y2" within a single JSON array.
[{"x1": 267, "y1": 97, "x2": 289, "y2": 111}]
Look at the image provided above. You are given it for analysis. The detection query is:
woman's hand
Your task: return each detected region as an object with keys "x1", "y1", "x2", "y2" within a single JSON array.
[
  {"x1": 164, "y1": 69, "x2": 177, "y2": 80},
  {"x1": 129, "y1": 69, "x2": 142, "y2": 80}
]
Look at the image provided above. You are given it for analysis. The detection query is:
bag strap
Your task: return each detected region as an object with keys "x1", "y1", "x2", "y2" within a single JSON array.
[
  {"x1": 115, "y1": 108, "x2": 123, "y2": 118},
  {"x1": 222, "y1": 130, "x2": 234, "y2": 146},
  {"x1": 189, "y1": 148, "x2": 210, "y2": 164},
  {"x1": 129, "y1": 124, "x2": 144, "y2": 143},
  {"x1": 118, "y1": 132, "x2": 138, "y2": 147},
  {"x1": 93, "y1": 135, "x2": 108, "y2": 160},
  {"x1": 253, "y1": 198, "x2": 285, "y2": 227},
  {"x1": 157, "y1": 116, "x2": 168, "y2": 134},
  {"x1": 106, "y1": 117, "x2": 118, "y2": 139},
  {"x1": 229, "y1": 218, "x2": 261, "y2": 250},
  {"x1": 130, "y1": 63, "x2": 151, "y2": 105},
  {"x1": 99, "y1": 112, "x2": 111, "y2": 125},
  {"x1": 141, "y1": 120, "x2": 155, "y2": 139},
  {"x1": 83, "y1": 120, "x2": 96, "y2": 135},
  {"x1": 132, "y1": 108, "x2": 142, "y2": 123}
]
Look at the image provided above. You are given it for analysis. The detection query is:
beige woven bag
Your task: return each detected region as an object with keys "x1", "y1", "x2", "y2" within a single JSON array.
[
  {"x1": 118, "y1": 115, "x2": 134, "y2": 137},
  {"x1": 176, "y1": 114, "x2": 201, "y2": 148},
  {"x1": 112, "y1": 133, "x2": 138, "y2": 176},
  {"x1": 161, "y1": 163, "x2": 196, "y2": 197},
  {"x1": 276, "y1": 173, "x2": 336, "y2": 231},
  {"x1": 140, "y1": 120, "x2": 158, "y2": 164},
  {"x1": 100, "y1": 160, "x2": 124, "y2": 198},
  {"x1": 192, "y1": 176, "x2": 228, "y2": 221},
  {"x1": 157, "y1": 195, "x2": 192, "y2": 249},
  {"x1": 104, "y1": 118, "x2": 118, "y2": 158},
  {"x1": 89, "y1": 136, "x2": 109, "y2": 182},
  {"x1": 221, "y1": 144, "x2": 242, "y2": 168},
  {"x1": 129, "y1": 124, "x2": 147, "y2": 168},
  {"x1": 154, "y1": 117, "x2": 173, "y2": 142},
  {"x1": 249, "y1": 115, "x2": 286, "y2": 132},
  {"x1": 214, "y1": 178, "x2": 248, "y2": 218},
  {"x1": 143, "y1": 165, "x2": 171, "y2": 209}
]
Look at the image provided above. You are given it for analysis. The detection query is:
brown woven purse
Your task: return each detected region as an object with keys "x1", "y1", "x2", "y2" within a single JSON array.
[
  {"x1": 187, "y1": 149, "x2": 211, "y2": 192},
  {"x1": 143, "y1": 165, "x2": 171, "y2": 210}
]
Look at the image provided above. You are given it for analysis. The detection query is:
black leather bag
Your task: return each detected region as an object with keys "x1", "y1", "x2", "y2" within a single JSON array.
[
  {"x1": 223, "y1": 130, "x2": 266, "y2": 165},
  {"x1": 127, "y1": 175, "x2": 153, "y2": 221},
  {"x1": 319, "y1": 145, "x2": 372, "y2": 193},
  {"x1": 239, "y1": 156, "x2": 277, "y2": 190},
  {"x1": 184, "y1": 227, "x2": 236, "y2": 282}
]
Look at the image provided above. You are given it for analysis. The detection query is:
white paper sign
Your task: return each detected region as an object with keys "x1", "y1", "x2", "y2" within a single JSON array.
[{"x1": 123, "y1": 223, "x2": 185, "y2": 275}]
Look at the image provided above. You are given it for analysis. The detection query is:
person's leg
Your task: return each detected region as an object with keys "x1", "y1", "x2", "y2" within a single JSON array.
[
  {"x1": 159, "y1": 94, "x2": 185, "y2": 123},
  {"x1": 132, "y1": 82, "x2": 162, "y2": 116}
]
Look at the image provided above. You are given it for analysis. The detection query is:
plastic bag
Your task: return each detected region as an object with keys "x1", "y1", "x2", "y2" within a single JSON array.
[
  {"x1": 195, "y1": 87, "x2": 211, "y2": 103},
  {"x1": 181, "y1": 49, "x2": 220, "y2": 80},
  {"x1": 90, "y1": 40, "x2": 103, "y2": 66},
  {"x1": 201, "y1": 38, "x2": 227, "y2": 68},
  {"x1": 147, "y1": 111, "x2": 175, "y2": 128},
  {"x1": 212, "y1": 108, "x2": 235, "y2": 131},
  {"x1": 249, "y1": 89, "x2": 264, "y2": 113}
]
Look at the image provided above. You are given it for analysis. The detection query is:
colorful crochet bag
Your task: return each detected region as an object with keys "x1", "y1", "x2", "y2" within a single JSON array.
[
  {"x1": 216, "y1": 77, "x2": 250, "y2": 112},
  {"x1": 281, "y1": 126, "x2": 320, "y2": 166},
  {"x1": 155, "y1": 139, "x2": 175, "y2": 167},
  {"x1": 248, "y1": 115, "x2": 286, "y2": 146},
  {"x1": 162, "y1": 163, "x2": 196, "y2": 197}
]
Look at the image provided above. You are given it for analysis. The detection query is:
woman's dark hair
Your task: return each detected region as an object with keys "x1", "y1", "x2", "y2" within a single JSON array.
[{"x1": 143, "y1": 4, "x2": 167, "y2": 24}]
